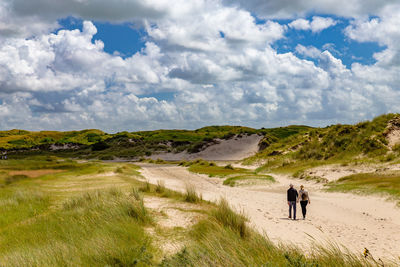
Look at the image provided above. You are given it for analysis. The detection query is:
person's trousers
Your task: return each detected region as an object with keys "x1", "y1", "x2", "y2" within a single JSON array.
[
  {"x1": 288, "y1": 201, "x2": 296, "y2": 219},
  {"x1": 300, "y1": 201, "x2": 308, "y2": 218}
]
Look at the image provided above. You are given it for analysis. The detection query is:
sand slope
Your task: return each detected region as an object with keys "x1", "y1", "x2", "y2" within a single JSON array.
[
  {"x1": 138, "y1": 163, "x2": 400, "y2": 261},
  {"x1": 150, "y1": 134, "x2": 263, "y2": 161}
]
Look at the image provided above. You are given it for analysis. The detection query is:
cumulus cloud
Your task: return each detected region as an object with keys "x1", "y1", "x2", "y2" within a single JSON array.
[
  {"x1": 0, "y1": 0, "x2": 399, "y2": 131},
  {"x1": 344, "y1": 4, "x2": 400, "y2": 88},
  {"x1": 289, "y1": 16, "x2": 337, "y2": 33},
  {"x1": 224, "y1": 0, "x2": 399, "y2": 19},
  {"x1": 295, "y1": 44, "x2": 322, "y2": 58}
]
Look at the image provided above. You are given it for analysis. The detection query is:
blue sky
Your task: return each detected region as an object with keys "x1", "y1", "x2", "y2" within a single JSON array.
[
  {"x1": 0, "y1": 0, "x2": 399, "y2": 132},
  {"x1": 58, "y1": 15, "x2": 385, "y2": 70}
]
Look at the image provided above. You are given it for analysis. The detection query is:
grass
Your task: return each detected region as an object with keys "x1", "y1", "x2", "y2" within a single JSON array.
[
  {"x1": 0, "y1": 173, "x2": 156, "y2": 266},
  {"x1": 184, "y1": 160, "x2": 275, "y2": 187},
  {"x1": 187, "y1": 160, "x2": 250, "y2": 177},
  {"x1": 0, "y1": 158, "x2": 396, "y2": 266},
  {"x1": 244, "y1": 114, "x2": 400, "y2": 173},
  {"x1": 184, "y1": 184, "x2": 202, "y2": 203},
  {"x1": 326, "y1": 172, "x2": 400, "y2": 203},
  {"x1": 161, "y1": 201, "x2": 378, "y2": 267},
  {"x1": 211, "y1": 198, "x2": 248, "y2": 238},
  {"x1": 223, "y1": 174, "x2": 275, "y2": 187},
  {"x1": 155, "y1": 180, "x2": 166, "y2": 193}
]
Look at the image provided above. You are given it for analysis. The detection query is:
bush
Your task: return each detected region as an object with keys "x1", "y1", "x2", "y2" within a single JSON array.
[
  {"x1": 91, "y1": 141, "x2": 109, "y2": 151},
  {"x1": 224, "y1": 164, "x2": 234, "y2": 170}
]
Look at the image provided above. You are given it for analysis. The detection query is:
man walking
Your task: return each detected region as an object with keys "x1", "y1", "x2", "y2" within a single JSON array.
[{"x1": 287, "y1": 184, "x2": 298, "y2": 220}]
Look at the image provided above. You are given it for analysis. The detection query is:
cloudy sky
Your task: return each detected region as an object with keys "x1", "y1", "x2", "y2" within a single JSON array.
[{"x1": 0, "y1": 0, "x2": 399, "y2": 132}]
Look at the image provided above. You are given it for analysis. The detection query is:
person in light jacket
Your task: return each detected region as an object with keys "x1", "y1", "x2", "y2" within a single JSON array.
[{"x1": 298, "y1": 185, "x2": 310, "y2": 220}]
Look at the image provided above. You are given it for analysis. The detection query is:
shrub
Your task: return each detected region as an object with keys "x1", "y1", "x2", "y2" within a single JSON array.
[
  {"x1": 91, "y1": 141, "x2": 109, "y2": 151},
  {"x1": 224, "y1": 164, "x2": 234, "y2": 170}
]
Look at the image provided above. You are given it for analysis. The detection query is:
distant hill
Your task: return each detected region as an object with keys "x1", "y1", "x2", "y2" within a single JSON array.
[
  {"x1": 0, "y1": 125, "x2": 311, "y2": 159},
  {"x1": 2, "y1": 114, "x2": 400, "y2": 163}
]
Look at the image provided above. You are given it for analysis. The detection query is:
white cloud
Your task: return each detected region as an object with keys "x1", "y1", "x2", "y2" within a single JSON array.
[
  {"x1": 224, "y1": 0, "x2": 399, "y2": 19},
  {"x1": 310, "y1": 16, "x2": 337, "y2": 32},
  {"x1": 288, "y1": 19, "x2": 310, "y2": 30},
  {"x1": 295, "y1": 44, "x2": 322, "y2": 58},
  {"x1": 289, "y1": 16, "x2": 337, "y2": 33},
  {"x1": 0, "y1": 0, "x2": 399, "y2": 131}
]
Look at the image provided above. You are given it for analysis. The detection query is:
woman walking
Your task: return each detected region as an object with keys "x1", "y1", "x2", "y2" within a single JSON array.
[{"x1": 298, "y1": 185, "x2": 310, "y2": 220}]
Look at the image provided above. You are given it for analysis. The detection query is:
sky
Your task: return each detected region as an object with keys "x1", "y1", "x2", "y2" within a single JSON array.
[{"x1": 0, "y1": 0, "x2": 399, "y2": 132}]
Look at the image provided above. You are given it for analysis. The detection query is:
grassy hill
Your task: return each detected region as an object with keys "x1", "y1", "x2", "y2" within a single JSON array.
[
  {"x1": 0, "y1": 129, "x2": 108, "y2": 149},
  {"x1": 246, "y1": 114, "x2": 400, "y2": 165},
  {"x1": 0, "y1": 125, "x2": 310, "y2": 159},
  {"x1": 2, "y1": 114, "x2": 400, "y2": 164}
]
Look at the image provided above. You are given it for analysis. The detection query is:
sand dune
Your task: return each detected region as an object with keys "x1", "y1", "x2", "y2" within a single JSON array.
[
  {"x1": 138, "y1": 163, "x2": 400, "y2": 261},
  {"x1": 150, "y1": 134, "x2": 263, "y2": 161}
]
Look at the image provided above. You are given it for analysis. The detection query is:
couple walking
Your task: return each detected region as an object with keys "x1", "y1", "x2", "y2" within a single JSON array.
[{"x1": 287, "y1": 184, "x2": 310, "y2": 220}]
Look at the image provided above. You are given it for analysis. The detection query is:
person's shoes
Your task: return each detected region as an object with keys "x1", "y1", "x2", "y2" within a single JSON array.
[
  {"x1": 288, "y1": 216, "x2": 291, "y2": 219},
  {"x1": 303, "y1": 216, "x2": 305, "y2": 220}
]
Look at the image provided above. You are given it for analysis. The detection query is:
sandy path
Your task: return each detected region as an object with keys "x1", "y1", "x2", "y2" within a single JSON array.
[{"x1": 138, "y1": 163, "x2": 400, "y2": 261}]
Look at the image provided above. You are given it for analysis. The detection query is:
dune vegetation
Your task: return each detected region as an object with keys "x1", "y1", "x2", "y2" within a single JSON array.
[
  {"x1": 1, "y1": 114, "x2": 400, "y2": 265},
  {"x1": 0, "y1": 157, "x2": 388, "y2": 266},
  {"x1": 326, "y1": 172, "x2": 400, "y2": 203}
]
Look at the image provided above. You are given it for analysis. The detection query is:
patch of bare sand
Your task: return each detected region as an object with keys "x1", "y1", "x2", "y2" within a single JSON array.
[
  {"x1": 139, "y1": 164, "x2": 400, "y2": 262},
  {"x1": 144, "y1": 196, "x2": 204, "y2": 255},
  {"x1": 150, "y1": 134, "x2": 263, "y2": 161},
  {"x1": 387, "y1": 129, "x2": 400, "y2": 148},
  {"x1": 303, "y1": 163, "x2": 400, "y2": 182},
  {"x1": 384, "y1": 116, "x2": 400, "y2": 149},
  {"x1": 8, "y1": 169, "x2": 65, "y2": 178}
]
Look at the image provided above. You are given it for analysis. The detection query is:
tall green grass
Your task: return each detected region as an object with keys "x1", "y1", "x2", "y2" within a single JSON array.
[
  {"x1": 326, "y1": 172, "x2": 400, "y2": 203},
  {"x1": 0, "y1": 188, "x2": 155, "y2": 266},
  {"x1": 161, "y1": 216, "x2": 376, "y2": 267},
  {"x1": 0, "y1": 159, "x2": 396, "y2": 266},
  {"x1": 184, "y1": 184, "x2": 202, "y2": 203}
]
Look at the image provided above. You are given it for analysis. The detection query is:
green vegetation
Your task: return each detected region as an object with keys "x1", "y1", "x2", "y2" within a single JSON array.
[
  {"x1": 183, "y1": 160, "x2": 275, "y2": 187},
  {"x1": 161, "y1": 200, "x2": 377, "y2": 267},
  {"x1": 184, "y1": 184, "x2": 202, "y2": 203},
  {"x1": 326, "y1": 172, "x2": 400, "y2": 203},
  {"x1": 0, "y1": 157, "x2": 392, "y2": 266},
  {"x1": 223, "y1": 174, "x2": 275, "y2": 186},
  {"x1": 0, "y1": 129, "x2": 108, "y2": 149},
  {"x1": 245, "y1": 114, "x2": 400, "y2": 176},
  {"x1": 187, "y1": 160, "x2": 250, "y2": 177},
  {"x1": 1, "y1": 122, "x2": 313, "y2": 161}
]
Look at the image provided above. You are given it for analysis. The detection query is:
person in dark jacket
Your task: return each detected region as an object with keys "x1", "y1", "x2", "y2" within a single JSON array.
[{"x1": 287, "y1": 184, "x2": 298, "y2": 220}]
